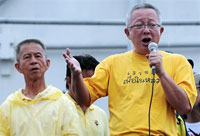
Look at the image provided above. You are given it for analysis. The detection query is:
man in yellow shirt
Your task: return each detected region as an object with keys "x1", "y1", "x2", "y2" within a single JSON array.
[
  {"x1": 63, "y1": 3, "x2": 197, "y2": 136},
  {"x1": 0, "y1": 39, "x2": 81, "y2": 136},
  {"x1": 65, "y1": 55, "x2": 109, "y2": 136}
]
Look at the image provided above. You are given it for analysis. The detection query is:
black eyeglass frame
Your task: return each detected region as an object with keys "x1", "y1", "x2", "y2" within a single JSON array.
[{"x1": 127, "y1": 24, "x2": 161, "y2": 29}]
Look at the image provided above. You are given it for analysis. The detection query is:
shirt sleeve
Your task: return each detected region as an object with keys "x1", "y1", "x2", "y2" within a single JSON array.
[
  {"x1": 173, "y1": 54, "x2": 197, "y2": 108},
  {"x1": 84, "y1": 58, "x2": 111, "y2": 105}
]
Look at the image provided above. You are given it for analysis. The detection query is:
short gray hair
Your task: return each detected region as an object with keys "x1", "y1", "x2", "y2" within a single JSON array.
[
  {"x1": 126, "y1": 3, "x2": 161, "y2": 27},
  {"x1": 16, "y1": 39, "x2": 47, "y2": 62}
]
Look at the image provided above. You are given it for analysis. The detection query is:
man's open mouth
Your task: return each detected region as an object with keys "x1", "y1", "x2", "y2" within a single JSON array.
[
  {"x1": 31, "y1": 68, "x2": 39, "y2": 72},
  {"x1": 142, "y1": 38, "x2": 151, "y2": 43}
]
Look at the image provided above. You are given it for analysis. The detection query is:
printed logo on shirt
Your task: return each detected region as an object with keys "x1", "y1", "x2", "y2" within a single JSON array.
[
  {"x1": 123, "y1": 70, "x2": 160, "y2": 84},
  {"x1": 94, "y1": 120, "x2": 99, "y2": 126}
]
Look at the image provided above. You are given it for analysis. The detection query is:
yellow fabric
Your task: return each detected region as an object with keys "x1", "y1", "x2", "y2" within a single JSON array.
[
  {"x1": 84, "y1": 51, "x2": 197, "y2": 136},
  {"x1": 0, "y1": 85, "x2": 81, "y2": 136},
  {"x1": 176, "y1": 114, "x2": 186, "y2": 136},
  {"x1": 65, "y1": 93, "x2": 109, "y2": 136}
]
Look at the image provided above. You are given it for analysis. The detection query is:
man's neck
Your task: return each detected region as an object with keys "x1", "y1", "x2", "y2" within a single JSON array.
[
  {"x1": 68, "y1": 91, "x2": 88, "y2": 113},
  {"x1": 23, "y1": 79, "x2": 47, "y2": 99}
]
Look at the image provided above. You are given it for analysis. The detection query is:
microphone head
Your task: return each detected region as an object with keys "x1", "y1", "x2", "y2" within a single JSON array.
[{"x1": 148, "y1": 42, "x2": 158, "y2": 52}]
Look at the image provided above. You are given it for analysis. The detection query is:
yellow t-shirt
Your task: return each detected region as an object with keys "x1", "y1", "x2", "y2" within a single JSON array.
[
  {"x1": 84, "y1": 50, "x2": 197, "y2": 136},
  {"x1": 65, "y1": 93, "x2": 109, "y2": 136},
  {"x1": 0, "y1": 85, "x2": 81, "y2": 136}
]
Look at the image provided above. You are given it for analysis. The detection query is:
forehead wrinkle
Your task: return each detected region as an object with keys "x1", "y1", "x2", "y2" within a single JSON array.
[
  {"x1": 134, "y1": 18, "x2": 158, "y2": 23},
  {"x1": 19, "y1": 49, "x2": 45, "y2": 62},
  {"x1": 23, "y1": 52, "x2": 42, "y2": 56},
  {"x1": 23, "y1": 51, "x2": 43, "y2": 56}
]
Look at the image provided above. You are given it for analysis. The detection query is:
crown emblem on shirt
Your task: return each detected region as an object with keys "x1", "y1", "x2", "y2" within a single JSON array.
[{"x1": 94, "y1": 120, "x2": 99, "y2": 126}]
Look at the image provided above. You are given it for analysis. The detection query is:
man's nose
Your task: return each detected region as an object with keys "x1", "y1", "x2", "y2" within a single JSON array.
[
  {"x1": 143, "y1": 25, "x2": 151, "y2": 34},
  {"x1": 30, "y1": 56, "x2": 37, "y2": 64}
]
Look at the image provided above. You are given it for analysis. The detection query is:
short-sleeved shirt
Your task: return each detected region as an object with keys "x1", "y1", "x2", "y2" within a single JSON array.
[
  {"x1": 84, "y1": 51, "x2": 197, "y2": 136},
  {"x1": 65, "y1": 93, "x2": 109, "y2": 136}
]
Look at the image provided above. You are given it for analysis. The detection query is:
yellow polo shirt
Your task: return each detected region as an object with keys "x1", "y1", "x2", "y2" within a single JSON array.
[{"x1": 65, "y1": 93, "x2": 109, "y2": 136}]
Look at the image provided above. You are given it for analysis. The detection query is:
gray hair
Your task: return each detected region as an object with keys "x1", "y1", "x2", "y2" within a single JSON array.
[
  {"x1": 16, "y1": 39, "x2": 47, "y2": 62},
  {"x1": 125, "y1": 3, "x2": 161, "y2": 27}
]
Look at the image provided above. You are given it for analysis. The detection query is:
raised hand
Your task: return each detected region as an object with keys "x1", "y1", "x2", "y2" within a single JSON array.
[{"x1": 63, "y1": 48, "x2": 82, "y2": 76}]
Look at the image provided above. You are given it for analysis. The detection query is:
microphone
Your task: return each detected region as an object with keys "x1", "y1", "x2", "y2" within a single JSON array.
[{"x1": 148, "y1": 42, "x2": 158, "y2": 75}]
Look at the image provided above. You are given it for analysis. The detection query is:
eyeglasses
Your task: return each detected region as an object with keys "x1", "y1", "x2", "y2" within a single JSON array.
[{"x1": 127, "y1": 24, "x2": 161, "y2": 30}]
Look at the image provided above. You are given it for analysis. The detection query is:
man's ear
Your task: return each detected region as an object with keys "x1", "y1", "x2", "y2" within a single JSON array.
[
  {"x1": 160, "y1": 26, "x2": 164, "y2": 35},
  {"x1": 124, "y1": 28, "x2": 130, "y2": 39},
  {"x1": 15, "y1": 63, "x2": 23, "y2": 73},
  {"x1": 46, "y1": 59, "x2": 50, "y2": 69},
  {"x1": 66, "y1": 77, "x2": 71, "y2": 89}
]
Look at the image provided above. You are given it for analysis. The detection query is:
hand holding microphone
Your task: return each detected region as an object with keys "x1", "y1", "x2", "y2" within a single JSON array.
[{"x1": 148, "y1": 42, "x2": 158, "y2": 75}]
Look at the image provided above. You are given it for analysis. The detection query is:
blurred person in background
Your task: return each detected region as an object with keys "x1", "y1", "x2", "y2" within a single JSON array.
[{"x1": 65, "y1": 55, "x2": 109, "y2": 136}]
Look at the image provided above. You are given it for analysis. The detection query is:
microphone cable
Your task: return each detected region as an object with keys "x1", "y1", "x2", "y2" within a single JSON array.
[
  {"x1": 148, "y1": 72, "x2": 155, "y2": 136},
  {"x1": 188, "y1": 128, "x2": 200, "y2": 136}
]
